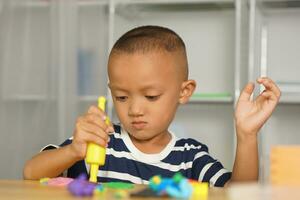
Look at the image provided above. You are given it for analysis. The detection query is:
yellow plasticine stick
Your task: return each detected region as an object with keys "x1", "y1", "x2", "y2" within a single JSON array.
[{"x1": 86, "y1": 96, "x2": 109, "y2": 182}]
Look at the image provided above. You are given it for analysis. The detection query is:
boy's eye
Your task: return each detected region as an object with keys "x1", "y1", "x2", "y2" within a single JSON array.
[
  {"x1": 115, "y1": 96, "x2": 128, "y2": 102},
  {"x1": 145, "y1": 95, "x2": 160, "y2": 101}
]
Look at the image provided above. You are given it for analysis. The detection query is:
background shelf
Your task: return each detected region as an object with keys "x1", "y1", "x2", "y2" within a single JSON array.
[
  {"x1": 1, "y1": 0, "x2": 300, "y2": 182},
  {"x1": 250, "y1": 0, "x2": 300, "y2": 182},
  {"x1": 22, "y1": 0, "x2": 109, "y2": 8},
  {"x1": 115, "y1": 0, "x2": 235, "y2": 5},
  {"x1": 189, "y1": 93, "x2": 233, "y2": 103},
  {"x1": 2, "y1": 95, "x2": 50, "y2": 101}
]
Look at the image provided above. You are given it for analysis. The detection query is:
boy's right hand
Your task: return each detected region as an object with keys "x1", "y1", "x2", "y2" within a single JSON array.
[{"x1": 69, "y1": 105, "x2": 114, "y2": 160}]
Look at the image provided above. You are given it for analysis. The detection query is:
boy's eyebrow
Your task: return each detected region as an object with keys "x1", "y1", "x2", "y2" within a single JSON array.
[
  {"x1": 108, "y1": 84, "x2": 128, "y2": 92},
  {"x1": 109, "y1": 83, "x2": 162, "y2": 92},
  {"x1": 140, "y1": 85, "x2": 161, "y2": 92}
]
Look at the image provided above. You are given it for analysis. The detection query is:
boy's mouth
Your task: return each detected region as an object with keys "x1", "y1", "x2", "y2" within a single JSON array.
[{"x1": 131, "y1": 121, "x2": 147, "y2": 130}]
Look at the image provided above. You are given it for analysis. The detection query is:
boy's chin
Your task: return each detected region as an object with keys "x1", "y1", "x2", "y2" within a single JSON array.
[
  {"x1": 128, "y1": 132, "x2": 153, "y2": 141},
  {"x1": 127, "y1": 130, "x2": 167, "y2": 142},
  {"x1": 128, "y1": 131, "x2": 152, "y2": 141}
]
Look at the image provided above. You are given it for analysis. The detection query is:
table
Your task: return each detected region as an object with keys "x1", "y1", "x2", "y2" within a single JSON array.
[
  {"x1": 0, "y1": 180, "x2": 227, "y2": 200},
  {"x1": 2, "y1": 180, "x2": 300, "y2": 200}
]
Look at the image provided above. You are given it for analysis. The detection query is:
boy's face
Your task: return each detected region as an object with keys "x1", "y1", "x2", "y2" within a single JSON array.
[{"x1": 108, "y1": 51, "x2": 187, "y2": 141}]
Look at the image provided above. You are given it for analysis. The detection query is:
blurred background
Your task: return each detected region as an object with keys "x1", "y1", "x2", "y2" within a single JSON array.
[{"x1": 0, "y1": 0, "x2": 299, "y2": 183}]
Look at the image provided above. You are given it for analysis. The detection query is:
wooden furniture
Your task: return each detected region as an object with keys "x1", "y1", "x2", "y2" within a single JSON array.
[
  {"x1": 0, "y1": 180, "x2": 300, "y2": 200},
  {"x1": 2, "y1": 180, "x2": 300, "y2": 200},
  {"x1": 270, "y1": 146, "x2": 300, "y2": 186},
  {"x1": 0, "y1": 180, "x2": 227, "y2": 200}
]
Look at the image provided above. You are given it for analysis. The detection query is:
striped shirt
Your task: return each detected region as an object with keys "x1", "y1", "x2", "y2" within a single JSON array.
[{"x1": 42, "y1": 124, "x2": 231, "y2": 187}]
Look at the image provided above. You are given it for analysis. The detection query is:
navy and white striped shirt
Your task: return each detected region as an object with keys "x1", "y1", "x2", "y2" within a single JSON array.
[{"x1": 42, "y1": 124, "x2": 231, "y2": 187}]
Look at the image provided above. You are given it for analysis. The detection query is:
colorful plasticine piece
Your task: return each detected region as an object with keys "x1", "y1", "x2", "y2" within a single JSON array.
[
  {"x1": 39, "y1": 177, "x2": 50, "y2": 185},
  {"x1": 103, "y1": 182, "x2": 134, "y2": 189},
  {"x1": 39, "y1": 177, "x2": 74, "y2": 187},
  {"x1": 189, "y1": 180, "x2": 209, "y2": 199},
  {"x1": 67, "y1": 174, "x2": 97, "y2": 197},
  {"x1": 149, "y1": 173, "x2": 193, "y2": 198},
  {"x1": 47, "y1": 177, "x2": 74, "y2": 186},
  {"x1": 94, "y1": 184, "x2": 106, "y2": 197}
]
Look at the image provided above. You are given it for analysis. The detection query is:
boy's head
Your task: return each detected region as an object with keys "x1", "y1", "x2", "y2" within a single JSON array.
[{"x1": 108, "y1": 25, "x2": 196, "y2": 142}]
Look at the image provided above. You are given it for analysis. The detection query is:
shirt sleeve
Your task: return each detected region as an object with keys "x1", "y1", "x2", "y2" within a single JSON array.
[
  {"x1": 192, "y1": 144, "x2": 231, "y2": 187},
  {"x1": 40, "y1": 137, "x2": 73, "y2": 152}
]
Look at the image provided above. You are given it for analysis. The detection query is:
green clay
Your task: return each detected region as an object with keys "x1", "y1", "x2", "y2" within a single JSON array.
[{"x1": 103, "y1": 182, "x2": 134, "y2": 189}]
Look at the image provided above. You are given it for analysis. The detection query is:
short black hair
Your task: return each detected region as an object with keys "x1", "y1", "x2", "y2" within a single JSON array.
[
  {"x1": 111, "y1": 25, "x2": 186, "y2": 54},
  {"x1": 109, "y1": 25, "x2": 188, "y2": 79}
]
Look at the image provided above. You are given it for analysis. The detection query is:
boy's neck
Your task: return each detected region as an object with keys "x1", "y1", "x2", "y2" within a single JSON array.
[{"x1": 128, "y1": 131, "x2": 172, "y2": 154}]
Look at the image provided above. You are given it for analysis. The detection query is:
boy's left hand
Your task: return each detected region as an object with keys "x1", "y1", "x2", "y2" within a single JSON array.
[{"x1": 235, "y1": 77, "x2": 281, "y2": 138}]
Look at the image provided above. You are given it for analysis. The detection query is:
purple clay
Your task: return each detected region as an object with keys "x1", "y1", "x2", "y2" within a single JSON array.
[
  {"x1": 77, "y1": 173, "x2": 87, "y2": 181},
  {"x1": 82, "y1": 183, "x2": 96, "y2": 195},
  {"x1": 68, "y1": 174, "x2": 97, "y2": 197}
]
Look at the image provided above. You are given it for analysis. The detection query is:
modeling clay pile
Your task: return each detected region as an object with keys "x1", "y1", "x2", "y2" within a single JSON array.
[
  {"x1": 40, "y1": 173, "x2": 208, "y2": 199},
  {"x1": 67, "y1": 174, "x2": 98, "y2": 196},
  {"x1": 39, "y1": 177, "x2": 74, "y2": 187},
  {"x1": 67, "y1": 174, "x2": 134, "y2": 197},
  {"x1": 40, "y1": 174, "x2": 132, "y2": 198},
  {"x1": 148, "y1": 173, "x2": 209, "y2": 199}
]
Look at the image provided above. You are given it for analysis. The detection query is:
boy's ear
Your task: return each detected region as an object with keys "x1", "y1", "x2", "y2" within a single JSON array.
[{"x1": 179, "y1": 79, "x2": 196, "y2": 104}]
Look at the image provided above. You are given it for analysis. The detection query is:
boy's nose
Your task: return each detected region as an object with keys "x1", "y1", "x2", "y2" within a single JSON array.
[{"x1": 128, "y1": 101, "x2": 144, "y2": 117}]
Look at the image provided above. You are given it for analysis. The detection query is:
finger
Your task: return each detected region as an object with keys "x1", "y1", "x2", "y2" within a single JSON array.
[
  {"x1": 257, "y1": 77, "x2": 281, "y2": 98},
  {"x1": 84, "y1": 113, "x2": 109, "y2": 131},
  {"x1": 260, "y1": 90, "x2": 279, "y2": 102},
  {"x1": 77, "y1": 115, "x2": 107, "y2": 133},
  {"x1": 79, "y1": 121, "x2": 109, "y2": 142},
  {"x1": 76, "y1": 116, "x2": 110, "y2": 139},
  {"x1": 86, "y1": 106, "x2": 114, "y2": 133},
  {"x1": 79, "y1": 130, "x2": 107, "y2": 147},
  {"x1": 238, "y1": 82, "x2": 255, "y2": 101},
  {"x1": 256, "y1": 89, "x2": 279, "y2": 105},
  {"x1": 255, "y1": 90, "x2": 265, "y2": 104},
  {"x1": 87, "y1": 105, "x2": 106, "y2": 119}
]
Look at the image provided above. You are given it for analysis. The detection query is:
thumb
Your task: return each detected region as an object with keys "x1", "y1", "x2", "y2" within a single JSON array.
[{"x1": 238, "y1": 82, "x2": 255, "y2": 101}]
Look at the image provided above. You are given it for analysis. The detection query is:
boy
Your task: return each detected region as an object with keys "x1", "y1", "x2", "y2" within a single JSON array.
[{"x1": 23, "y1": 26, "x2": 281, "y2": 186}]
